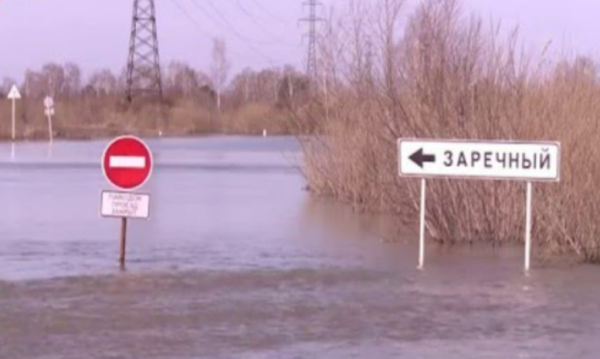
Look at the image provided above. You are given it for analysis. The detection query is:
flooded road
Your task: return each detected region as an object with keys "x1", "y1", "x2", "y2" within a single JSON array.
[{"x1": 1, "y1": 137, "x2": 600, "y2": 359}]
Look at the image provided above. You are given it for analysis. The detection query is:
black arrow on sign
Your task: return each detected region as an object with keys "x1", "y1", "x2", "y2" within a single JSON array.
[{"x1": 409, "y1": 148, "x2": 436, "y2": 168}]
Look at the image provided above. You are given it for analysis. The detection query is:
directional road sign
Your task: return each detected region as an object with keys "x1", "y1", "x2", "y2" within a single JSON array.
[
  {"x1": 398, "y1": 139, "x2": 560, "y2": 181},
  {"x1": 102, "y1": 136, "x2": 153, "y2": 190}
]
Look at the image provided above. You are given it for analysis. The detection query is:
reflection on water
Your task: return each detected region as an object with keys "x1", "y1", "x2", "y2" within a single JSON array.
[{"x1": 0, "y1": 137, "x2": 599, "y2": 359}]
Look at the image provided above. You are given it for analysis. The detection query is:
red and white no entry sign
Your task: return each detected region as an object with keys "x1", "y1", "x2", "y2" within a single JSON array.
[{"x1": 102, "y1": 136, "x2": 153, "y2": 190}]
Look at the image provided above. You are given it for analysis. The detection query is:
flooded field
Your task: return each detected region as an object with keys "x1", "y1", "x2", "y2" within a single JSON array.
[{"x1": 1, "y1": 136, "x2": 600, "y2": 359}]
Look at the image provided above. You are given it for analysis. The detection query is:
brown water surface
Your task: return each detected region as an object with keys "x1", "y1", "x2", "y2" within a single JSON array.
[{"x1": 0, "y1": 137, "x2": 599, "y2": 359}]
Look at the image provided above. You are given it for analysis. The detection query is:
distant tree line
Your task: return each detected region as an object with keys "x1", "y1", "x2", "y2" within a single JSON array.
[
  {"x1": 0, "y1": 61, "x2": 310, "y2": 112},
  {"x1": 0, "y1": 38, "x2": 316, "y2": 138}
]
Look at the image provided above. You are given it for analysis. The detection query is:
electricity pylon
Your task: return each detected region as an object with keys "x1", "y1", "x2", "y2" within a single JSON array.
[
  {"x1": 299, "y1": 0, "x2": 324, "y2": 81},
  {"x1": 126, "y1": 0, "x2": 163, "y2": 102}
]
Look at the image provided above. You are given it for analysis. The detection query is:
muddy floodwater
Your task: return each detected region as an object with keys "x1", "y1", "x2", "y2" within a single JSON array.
[{"x1": 1, "y1": 136, "x2": 600, "y2": 359}]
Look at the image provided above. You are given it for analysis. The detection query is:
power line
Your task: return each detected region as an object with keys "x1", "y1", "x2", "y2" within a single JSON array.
[
  {"x1": 170, "y1": 0, "x2": 212, "y2": 38},
  {"x1": 167, "y1": 0, "x2": 298, "y2": 69},
  {"x1": 249, "y1": 0, "x2": 284, "y2": 23},
  {"x1": 233, "y1": 0, "x2": 283, "y2": 40},
  {"x1": 188, "y1": 0, "x2": 274, "y2": 45},
  {"x1": 168, "y1": 1, "x2": 253, "y2": 60},
  {"x1": 185, "y1": 0, "x2": 283, "y2": 66}
]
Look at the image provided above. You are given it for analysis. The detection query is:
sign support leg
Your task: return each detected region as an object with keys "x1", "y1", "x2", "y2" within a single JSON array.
[
  {"x1": 47, "y1": 114, "x2": 53, "y2": 143},
  {"x1": 418, "y1": 178, "x2": 427, "y2": 270},
  {"x1": 11, "y1": 99, "x2": 16, "y2": 141},
  {"x1": 120, "y1": 217, "x2": 128, "y2": 266},
  {"x1": 525, "y1": 182, "x2": 533, "y2": 271}
]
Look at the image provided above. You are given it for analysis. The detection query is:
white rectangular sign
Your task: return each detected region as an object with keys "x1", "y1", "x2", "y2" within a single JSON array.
[
  {"x1": 101, "y1": 191, "x2": 150, "y2": 219},
  {"x1": 398, "y1": 139, "x2": 560, "y2": 181}
]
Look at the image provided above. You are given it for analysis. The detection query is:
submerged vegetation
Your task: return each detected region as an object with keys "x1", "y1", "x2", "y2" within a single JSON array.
[{"x1": 299, "y1": 0, "x2": 600, "y2": 262}]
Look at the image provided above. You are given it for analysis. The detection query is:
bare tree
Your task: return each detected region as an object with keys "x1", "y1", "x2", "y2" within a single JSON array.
[
  {"x1": 41, "y1": 63, "x2": 66, "y2": 97},
  {"x1": 24, "y1": 69, "x2": 44, "y2": 98},
  {"x1": 210, "y1": 37, "x2": 231, "y2": 113},
  {"x1": 87, "y1": 69, "x2": 118, "y2": 96},
  {"x1": 64, "y1": 63, "x2": 82, "y2": 97},
  {"x1": 165, "y1": 61, "x2": 207, "y2": 98}
]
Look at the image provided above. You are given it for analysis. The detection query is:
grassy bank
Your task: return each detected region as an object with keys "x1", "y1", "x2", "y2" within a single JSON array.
[
  {"x1": 299, "y1": 0, "x2": 600, "y2": 261},
  {"x1": 0, "y1": 97, "x2": 295, "y2": 141},
  {"x1": 1, "y1": 58, "x2": 310, "y2": 141}
]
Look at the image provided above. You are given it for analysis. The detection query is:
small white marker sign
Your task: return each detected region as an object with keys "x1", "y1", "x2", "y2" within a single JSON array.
[
  {"x1": 44, "y1": 96, "x2": 54, "y2": 109},
  {"x1": 101, "y1": 191, "x2": 150, "y2": 219},
  {"x1": 7, "y1": 85, "x2": 21, "y2": 100},
  {"x1": 398, "y1": 139, "x2": 560, "y2": 181}
]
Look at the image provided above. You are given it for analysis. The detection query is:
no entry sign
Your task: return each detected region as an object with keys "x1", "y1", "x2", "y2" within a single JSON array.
[{"x1": 102, "y1": 136, "x2": 153, "y2": 190}]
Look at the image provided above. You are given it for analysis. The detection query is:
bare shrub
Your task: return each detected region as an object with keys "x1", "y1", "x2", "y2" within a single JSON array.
[{"x1": 299, "y1": 0, "x2": 600, "y2": 261}]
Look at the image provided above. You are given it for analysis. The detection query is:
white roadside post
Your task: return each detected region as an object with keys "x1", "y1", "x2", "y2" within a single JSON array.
[
  {"x1": 398, "y1": 139, "x2": 561, "y2": 272},
  {"x1": 7, "y1": 85, "x2": 21, "y2": 141},
  {"x1": 43, "y1": 96, "x2": 55, "y2": 143}
]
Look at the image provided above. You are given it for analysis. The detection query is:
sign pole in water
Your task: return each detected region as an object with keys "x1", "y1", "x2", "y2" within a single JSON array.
[
  {"x1": 525, "y1": 182, "x2": 533, "y2": 271},
  {"x1": 43, "y1": 96, "x2": 55, "y2": 143},
  {"x1": 120, "y1": 217, "x2": 128, "y2": 264},
  {"x1": 101, "y1": 135, "x2": 153, "y2": 266},
  {"x1": 418, "y1": 178, "x2": 426, "y2": 270},
  {"x1": 7, "y1": 85, "x2": 21, "y2": 141},
  {"x1": 398, "y1": 138, "x2": 560, "y2": 272}
]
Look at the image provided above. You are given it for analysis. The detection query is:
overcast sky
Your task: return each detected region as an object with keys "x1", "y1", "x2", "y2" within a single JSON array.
[{"x1": 1, "y1": 0, "x2": 599, "y2": 81}]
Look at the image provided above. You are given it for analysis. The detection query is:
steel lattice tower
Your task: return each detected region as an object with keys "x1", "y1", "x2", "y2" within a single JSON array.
[
  {"x1": 126, "y1": 0, "x2": 163, "y2": 102},
  {"x1": 300, "y1": 0, "x2": 323, "y2": 81}
]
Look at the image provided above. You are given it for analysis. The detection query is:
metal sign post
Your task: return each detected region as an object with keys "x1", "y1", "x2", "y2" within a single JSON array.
[
  {"x1": 525, "y1": 182, "x2": 533, "y2": 271},
  {"x1": 7, "y1": 85, "x2": 21, "y2": 141},
  {"x1": 120, "y1": 217, "x2": 128, "y2": 265},
  {"x1": 398, "y1": 139, "x2": 561, "y2": 272},
  {"x1": 418, "y1": 178, "x2": 426, "y2": 270},
  {"x1": 43, "y1": 96, "x2": 55, "y2": 143},
  {"x1": 101, "y1": 190, "x2": 151, "y2": 265}
]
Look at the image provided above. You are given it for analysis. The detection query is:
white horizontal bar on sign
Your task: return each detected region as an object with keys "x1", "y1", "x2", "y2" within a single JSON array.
[{"x1": 109, "y1": 156, "x2": 146, "y2": 169}]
